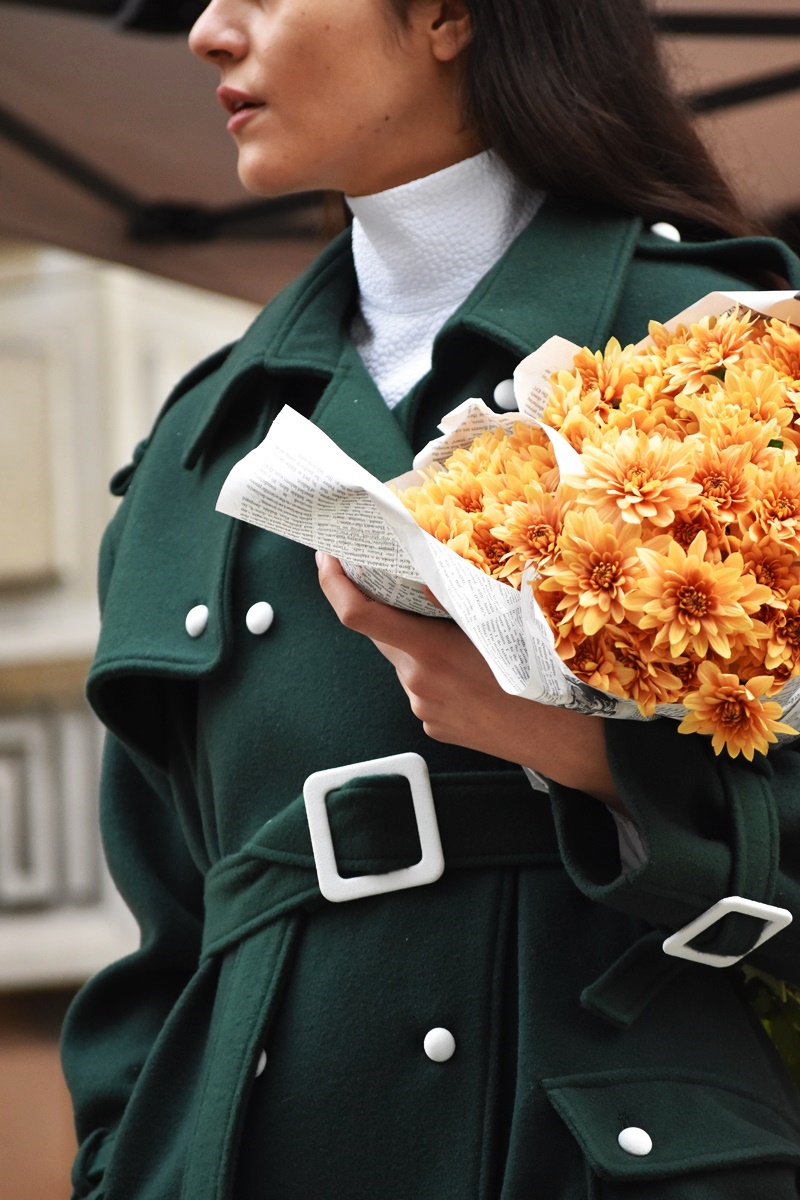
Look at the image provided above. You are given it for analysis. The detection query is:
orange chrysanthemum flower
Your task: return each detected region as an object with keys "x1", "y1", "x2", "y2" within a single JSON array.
[
  {"x1": 678, "y1": 661, "x2": 797, "y2": 760},
  {"x1": 661, "y1": 309, "x2": 758, "y2": 395},
  {"x1": 490, "y1": 483, "x2": 571, "y2": 579},
  {"x1": 763, "y1": 591, "x2": 800, "y2": 674},
  {"x1": 569, "y1": 428, "x2": 702, "y2": 527},
  {"x1": 399, "y1": 467, "x2": 485, "y2": 516},
  {"x1": 607, "y1": 626, "x2": 684, "y2": 716},
  {"x1": 625, "y1": 532, "x2": 772, "y2": 659},
  {"x1": 405, "y1": 494, "x2": 488, "y2": 573},
  {"x1": 741, "y1": 541, "x2": 800, "y2": 603},
  {"x1": 739, "y1": 457, "x2": 800, "y2": 553},
  {"x1": 536, "y1": 508, "x2": 642, "y2": 636},
  {"x1": 605, "y1": 378, "x2": 681, "y2": 440},
  {"x1": 568, "y1": 634, "x2": 635, "y2": 698},
  {"x1": 505, "y1": 421, "x2": 554, "y2": 461},
  {"x1": 719, "y1": 364, "x2": 793, "y2": 425},
  {"x1": 465, "y1": 513, "x2": 519, "y2": 581},
  {"x1": 671, "y1": 656, "x2": 703, "y2": 692},
  {"x1": 531, "y1": 577, "x2": 584, "y2": 660},
  {"x1": 567, "y1": 338, "x2": 640, "y2": 403},
  {"x1": 668, "y1": 504, "x2": 728, "y2": 560},
  {"x1": 444, "y1": 429, "x2": 508, "y2": 476},
  {"x1": 746, "y1": 319, "x2": 800, "y2": 405},
  {"x1": 542, "y1": 375, "x2": 608, "y2": 447},
  {"x1": 479, "y1": 448, "x2": 556, "y2": 508},
  {"x1": 690, "y1": 440, "x2": 756, "y2": 525}
]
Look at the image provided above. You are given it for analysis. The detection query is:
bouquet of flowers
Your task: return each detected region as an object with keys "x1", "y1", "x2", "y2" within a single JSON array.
[
  {"x1": 395, "y1": 299, "x2": 800, "y2": 760},
  {"x1": 217, "y1": 290, "x2": 800, "y2": 762}
]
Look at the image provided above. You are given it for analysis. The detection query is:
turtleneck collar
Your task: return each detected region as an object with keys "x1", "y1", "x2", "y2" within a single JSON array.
[{"x1": 346, "y1": 150, "x2": 543, "y2": 317}]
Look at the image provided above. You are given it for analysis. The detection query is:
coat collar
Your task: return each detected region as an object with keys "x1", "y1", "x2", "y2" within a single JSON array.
[{"x1": 180, "y1": 198, "x2": 643, "y2": 472}]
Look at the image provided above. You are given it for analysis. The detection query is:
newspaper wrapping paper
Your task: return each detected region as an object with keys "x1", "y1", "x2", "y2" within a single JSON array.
[{"x1": 216, "y1": 290, "x2": 800, "y2": 733}]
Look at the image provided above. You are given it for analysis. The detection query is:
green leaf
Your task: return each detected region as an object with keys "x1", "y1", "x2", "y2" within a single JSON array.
[
  {"x1": 743, "y1": 967, "x2": 800, "y2": 1090},
  {"x1": 769, "y1": 439, "x2": 784, "y2": 450}
]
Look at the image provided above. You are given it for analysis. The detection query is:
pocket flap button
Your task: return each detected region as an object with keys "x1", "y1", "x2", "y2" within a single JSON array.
[
  {"x1": 618, "y1": 1127, "x2": 653, "y2": 1157},
  {"x1": 185, "y1": 605, "x2": 209, "y2": 638}
]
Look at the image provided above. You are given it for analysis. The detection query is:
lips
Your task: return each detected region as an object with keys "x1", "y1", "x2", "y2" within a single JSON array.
[{"x1": 217, "y1": 86, "x2": 266, "y2": 132}]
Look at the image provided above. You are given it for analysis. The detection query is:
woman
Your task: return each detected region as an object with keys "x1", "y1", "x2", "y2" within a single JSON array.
[{"x1": 62, "y1": 2, "x2": 800, "y2": 1197}]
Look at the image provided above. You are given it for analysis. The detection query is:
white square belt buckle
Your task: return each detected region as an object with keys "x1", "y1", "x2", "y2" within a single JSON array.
[
  {"x1": 303, "y1": 752, "x2": 445, "y2": 903},
  {"x1": 662, "y1": 895, "x2": 793, "y2": 967}
]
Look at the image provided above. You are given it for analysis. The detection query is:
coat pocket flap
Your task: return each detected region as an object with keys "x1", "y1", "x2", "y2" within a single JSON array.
[{"x1": 542, "y1": 1068, "x2": 800, "y2": 1180}]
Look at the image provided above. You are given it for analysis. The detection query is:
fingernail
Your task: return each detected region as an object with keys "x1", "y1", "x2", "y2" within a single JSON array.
[{"x1": 315, "y1": 550, "x2": 322, "y2": 567}]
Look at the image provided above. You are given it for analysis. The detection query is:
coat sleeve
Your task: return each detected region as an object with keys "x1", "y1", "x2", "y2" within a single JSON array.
[
  {"x1": 548, "y1": 716, "x2": 800, "y2": 983},
  {"x1": 60, "y1": 732, "x2": 205, "y2": 1200}
]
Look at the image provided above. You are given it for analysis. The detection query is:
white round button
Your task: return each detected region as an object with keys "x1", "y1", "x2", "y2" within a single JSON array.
[
  {"x1": 246, "y1": 601, "x2": 275, "y2": 636},
  {"x1": 255, "y1": 1049, "x2": 267, "y2": 1078},
  {"x1": 493, "y1": 379, "x2": 517, "y2": 411},
  {"x1": 618, "y1": 1127, "x2": 653, "y2": 1157},
  {"x1": 185, "y1": 604, "x2": 209, "y2": 638},
  {"x1": 650, "y1": 221, "x2": 681, "y2": 243},
  {"x1": 423, "y1": 1027, "x2": 456, "y2": 1063}
]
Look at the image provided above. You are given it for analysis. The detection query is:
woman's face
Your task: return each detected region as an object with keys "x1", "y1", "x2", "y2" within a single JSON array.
[{"x1": 189, "y1": 0, "x2": 479, "y2": 198}]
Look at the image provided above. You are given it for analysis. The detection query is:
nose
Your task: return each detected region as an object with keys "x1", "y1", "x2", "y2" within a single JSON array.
[{"x1": 188, "y1": 0, "x2": 248, "y2": 65}]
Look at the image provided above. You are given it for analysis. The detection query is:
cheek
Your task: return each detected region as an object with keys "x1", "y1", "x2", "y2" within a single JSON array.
[{"x1": 278, "y1": 20, "x2": 413, "y2": 128}]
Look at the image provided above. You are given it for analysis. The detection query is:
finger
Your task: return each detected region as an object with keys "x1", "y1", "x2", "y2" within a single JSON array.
[{"x1": 316, "y1": 552, "x2": 446, "y2": 652}]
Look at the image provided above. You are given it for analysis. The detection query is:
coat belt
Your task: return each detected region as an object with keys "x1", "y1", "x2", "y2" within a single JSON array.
[{"x1": 201, "y1": 769, "x2": 559, "y2": 959}]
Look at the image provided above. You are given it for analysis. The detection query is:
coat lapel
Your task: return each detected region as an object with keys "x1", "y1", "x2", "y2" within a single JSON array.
[
  {"x1": 450, "y1": 197, "x2": 643, "y2": 358},
  {"x1": 310, "y1": 339, "x2": 416, "y2": 482}
]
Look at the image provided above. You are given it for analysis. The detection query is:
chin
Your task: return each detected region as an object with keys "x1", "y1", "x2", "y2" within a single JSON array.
[{"x1": 236, "y1": 153, "x2": 319, "y2": 200}]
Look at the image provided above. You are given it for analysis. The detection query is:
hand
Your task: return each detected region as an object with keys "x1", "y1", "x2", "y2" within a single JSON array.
[{"x1": 316, "y1": 553, "x2": 622, "y2": 809}]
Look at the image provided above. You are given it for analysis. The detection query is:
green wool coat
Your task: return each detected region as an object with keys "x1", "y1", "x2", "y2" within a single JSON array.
[{"x1": 62, "y1": 199, "x2": 800, "y2": 1200}]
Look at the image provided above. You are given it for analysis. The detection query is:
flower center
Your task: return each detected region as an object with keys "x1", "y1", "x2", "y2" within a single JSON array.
[
  {"x1": 702, "y1": 473, "x2": 731, "y2": 500},
  {"x1": 673, "y1": 661, "x2": 698, "y2": 687},
  {"x1": 771, "y1": 494, "x2": 797, "y2": 521},
  {"x1": 528, "y1": 523, "x2": 556, "y2": 551},
  {"x1": 483, "y1": 540, "x2": 507, "y2": 568},
  {"x1": 718, "y1": 698, "x2": 747, "y2": 728},
  {"x1": 572, "y1": 642, "x2": 599, "y2": 673},
  {"x1": 677, "y1": 585, "x2": 708, "y2": 617},
  {"x1": 590, "y1": 560, "x2": 618, "y2": 590},
  {"x1": 674, "y1": 519, "x2": 704, "y2": 548},
  {"x1": 626, "y1": 465, "x2": 650, "y2": 491}
]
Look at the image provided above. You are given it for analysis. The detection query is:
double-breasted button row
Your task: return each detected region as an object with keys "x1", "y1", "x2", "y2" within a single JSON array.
[
  {"x1": 184, "y1": 602, "x2": 275, "y2": 638},
  {"x1": 252, "y1": 1032, "x2": 455, "y2": 1081}
]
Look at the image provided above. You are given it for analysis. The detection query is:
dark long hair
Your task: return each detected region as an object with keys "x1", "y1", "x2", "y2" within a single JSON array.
[{"x1": 389, "y1": 0, "x2": 756, "y2": 237}]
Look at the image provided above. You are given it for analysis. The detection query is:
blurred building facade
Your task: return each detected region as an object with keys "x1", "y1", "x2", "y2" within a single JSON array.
[{"x1": 0, "y1": 241, "x2": 256, "y2": 1197}]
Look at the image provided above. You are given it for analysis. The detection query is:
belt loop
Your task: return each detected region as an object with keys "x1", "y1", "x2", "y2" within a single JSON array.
[{"x1": 581, "y1": 931, "x2": 690, "y2": 1028}]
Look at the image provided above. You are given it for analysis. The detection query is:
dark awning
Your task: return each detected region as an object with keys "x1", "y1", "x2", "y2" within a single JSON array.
[{"x1": 0, "y1": 0, "x2": 797, "y2": 302}]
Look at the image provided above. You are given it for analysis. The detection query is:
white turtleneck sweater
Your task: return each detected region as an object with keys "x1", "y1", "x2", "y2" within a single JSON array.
[{"x1": 346, "y1": 150, "x2": 543, "y2": 408}]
